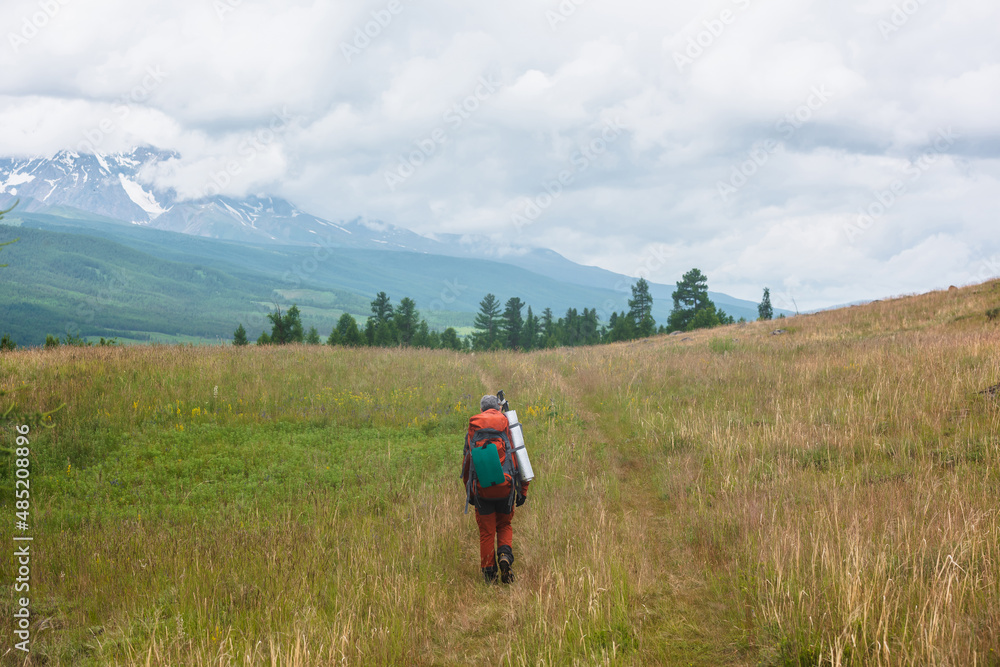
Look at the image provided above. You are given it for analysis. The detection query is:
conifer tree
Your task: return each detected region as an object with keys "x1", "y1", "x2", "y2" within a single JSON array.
[
  {"x1": 539, "y1": 307, "x2": 555, "y2": 347},
  {"x1": 501, "y1": 297, "x2": 525, "y2": 350},
  {"x1": 668, "y1": 269, "x2": 734, "y2": 332},
  {"x1": 368, "y1": 292, "x2": 397, "y2": 346},
  {"x1": 472, "y1": 294, "x2": 501, "y2": 350},
  {"x1": 522, "y1": 306, "x2": 539, "y2": 351},
  {"x1": 667, "y1": 269, "x2": 711, "y2": 332},
  {"x1": 264, "y1": 304, "x2": 304, "y2": 344},
  {"x1": 606, "y1": 311, "x2": 636, "y2": 342},
  {"x1": 233, "y1": 323, "x2": 249, "y2": 346},
  {"x1": 426, "y1": 329, "x2": 441, "y2": 350},
  {"x1": 329, "y1": 313, "x2": 363, "y2": 347},
  {"x1": 370, "y1": 292, "x2": 393, "y2": 322},
  {"x1": 440, "y1": 327, "x2": 462, "y2": 351},
  {"x1": 628, "y1": 278, "x2": 655, "y2": 336},
  {"x1": 412, "y1": 320, "x2": 432, "y2": 348},
  {"x1": 758, "y1": 287, "x2": 773, "y2": 321},
  {"x1": 394, "y1": 297, "x2": 420, "y2": 346},
  {"x1": 581, "y1": 307, "x2": 601, "y2": 345}
]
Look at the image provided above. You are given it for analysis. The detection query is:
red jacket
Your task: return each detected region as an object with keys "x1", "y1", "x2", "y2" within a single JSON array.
[{"x1": 462, "y1": 409, "x2": 530, "y2": 500}]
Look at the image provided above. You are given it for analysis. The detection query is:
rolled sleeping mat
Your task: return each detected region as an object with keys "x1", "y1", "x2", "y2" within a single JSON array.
[{"x1": 505, "y1": 410, "x2": 534, "y2": 482}]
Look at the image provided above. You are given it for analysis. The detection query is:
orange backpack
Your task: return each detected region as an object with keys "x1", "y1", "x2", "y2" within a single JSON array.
[{"x1": 461, "y1": 410, "x2": 521, "y2": 512}]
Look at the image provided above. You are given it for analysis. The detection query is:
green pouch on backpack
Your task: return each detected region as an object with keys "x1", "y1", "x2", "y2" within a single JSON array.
[{"x1": 470, "y1": 444, "x2": 505, "y2": 488}]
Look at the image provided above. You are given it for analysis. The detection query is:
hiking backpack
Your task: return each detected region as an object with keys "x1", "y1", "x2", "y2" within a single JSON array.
[{"x1": 461, "y1": 414, "x2": 522, "y2": 514}]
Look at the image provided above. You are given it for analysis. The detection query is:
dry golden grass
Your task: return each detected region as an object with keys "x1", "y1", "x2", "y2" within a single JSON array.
[{"x1": 2, "y1": 280, "x2": 1000, "y2": 665}]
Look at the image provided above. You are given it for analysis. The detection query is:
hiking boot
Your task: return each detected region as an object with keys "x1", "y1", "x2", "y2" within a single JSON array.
[
  {"x1": 498, "y1": 552, "x2": 514, "y2": 584},
  {"x1": 482, "y1": 566, "x2": 498, "y2": 583}
]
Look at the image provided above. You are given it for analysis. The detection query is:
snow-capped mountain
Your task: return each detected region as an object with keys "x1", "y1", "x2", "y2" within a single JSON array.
[
  {"x1": 0, "y1": 147, "x2": 441, "y2": 249},
  {"x1": 0, "y1": 148, "x2": 170, "y2": 224},
  {"x1": 0, "y1": 147, "x2": 777, "y2": 322}
]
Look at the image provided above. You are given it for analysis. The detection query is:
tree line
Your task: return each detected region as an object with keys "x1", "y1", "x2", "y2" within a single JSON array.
[
  {"x1": 234, "y1": 296, "x2": 466, "y2": 350},
  {"x1": 1, "y1": 224, "x2": 780, "y2": 350},
  {"x1": 234, "y1": 268, "x2": 780, "y2": 352}
]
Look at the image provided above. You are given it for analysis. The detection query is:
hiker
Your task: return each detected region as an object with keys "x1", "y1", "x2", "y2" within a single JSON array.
[{"x1": 461, "y1": 394, "x2": 530, "y2": 583}]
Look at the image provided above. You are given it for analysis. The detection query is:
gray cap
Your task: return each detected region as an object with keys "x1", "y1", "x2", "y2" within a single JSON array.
[{"x1": 480, "y1": 394, "x2": 501, "y2": 412}]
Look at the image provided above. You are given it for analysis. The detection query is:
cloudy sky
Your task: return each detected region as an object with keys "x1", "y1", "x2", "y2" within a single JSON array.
[{"x1": 1, "y1": 0, "x2": 998, "y2": 310}]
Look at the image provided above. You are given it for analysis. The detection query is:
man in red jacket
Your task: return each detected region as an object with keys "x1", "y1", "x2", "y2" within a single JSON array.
[{"x1": 461, "y1": 394, "x2": 529, "y2": 583}]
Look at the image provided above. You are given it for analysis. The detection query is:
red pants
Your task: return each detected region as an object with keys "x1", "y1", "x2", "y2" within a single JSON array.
[{"x1": 475, "y1": 506, "x2": 514, "y2": 569}]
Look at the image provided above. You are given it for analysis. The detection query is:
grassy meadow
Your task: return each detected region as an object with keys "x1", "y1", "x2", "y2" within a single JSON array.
[{"x1": 2, "y1": 281, "x2": 1000, "y2": 665}]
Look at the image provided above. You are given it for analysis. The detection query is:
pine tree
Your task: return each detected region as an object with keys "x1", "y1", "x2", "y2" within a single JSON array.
[
  {"x1": 264, "y1": 304, "x2": 304, "y2": 344},
  {"x1": 522, "y1": 306, "x2": 538, "y2": 351},
  {"x1": 665, "y1": 269, "x2": 735, "y2": 332},
  {"x1": 440, "y1": 327, "x2": 462, "y2": 351},
  {"x1": 688, "y1": 306, "x2": 721, "y2": 330},
  {"x1": 472, "y1": 294, "x2": 501, "y2": 350},
  {"x1": 667, "y1": 269, "x2": 712, "y2": 332},
  {"x1": 426, "y1": 329, "x2": 441, "y2": 350},
  {"x1": 305, "y1": 326, "x2": 321, "y2": 345},
  {"x1": 363, "y1": 318, "x2": 376, "y2": 346},
  {"x1": 581, "y1": 307, "x2": 601, "y2": 345},
  {"x1": 539, "y1": 307, "x2": 555, "y2": 347},
  {"x1": 501, "y1": 297, "x2": 525, "y2": 350},
  {"x1": 394, "y1": 297, "x2": 420, "y2": 346},
  {"x1": 374, "y1": 319, "x2": 399, "y2": 347},
  {"x1": 233, "y1": 323, "x2": 249, "y2": 346},
  {"x1": 368, "y1": 292, "x2": 396, "y2": 346},
  {"x1": 606, "y1": 311, "x2": 636, "y2": 342},
  {"x1": 412, "y1": 320, "x2": 431, "y2": 348},
  {"x1": 628, "y1": 278, "x2": 655, "y2": 336},
  {"x1": 758, "y1": 287, "x2": 773, "y2": 321},
  {"x1": 329, "y1": 313, "x2": 363, "y2": 347},
  {"x1": 370, "y1": 292, "x2": 394, "y2": 322},
  {"x1": 547, "y1": 318, "x2": 566, "y2": 348},
  {"x1": 287, "y1": 305, "x2": 304, "y2": 343}
]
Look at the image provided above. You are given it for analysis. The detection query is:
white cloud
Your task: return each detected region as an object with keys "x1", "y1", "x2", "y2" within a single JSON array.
[{"x1": 0, "y1": 0, "x2": 998, "y2": 309}]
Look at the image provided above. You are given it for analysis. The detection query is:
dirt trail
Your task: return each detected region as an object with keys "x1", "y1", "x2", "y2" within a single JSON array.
[
  {"x1": 551, "y1": 358, "x2": 750, "y2": 665},
  {"x1": 471, "y1": 354, "x2": 749, "y2": 663}
]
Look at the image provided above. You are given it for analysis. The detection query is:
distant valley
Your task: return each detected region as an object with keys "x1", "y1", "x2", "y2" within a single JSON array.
[{"x1": 0, "y1": 148, "x2": 783, "y2": 346}]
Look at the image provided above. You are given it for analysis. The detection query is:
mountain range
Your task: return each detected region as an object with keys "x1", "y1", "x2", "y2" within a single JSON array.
[{"x1": 0, "y1": 148, "x2": 783, "y2": 345}]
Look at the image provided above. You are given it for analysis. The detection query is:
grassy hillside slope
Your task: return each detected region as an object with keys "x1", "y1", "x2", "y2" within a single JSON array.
[
  {"x1": 0, "y1": 221, "x2": 423, "y2": 346},
  {"x1": 0, "y1": 213, "x2": 712, "y2": 344},
  {"x1": 1, "y1": 281, "x2": 999, "y2": 665},
  {"x1": 0, "y1": 225, "x2": 282, "y2": 345}
]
